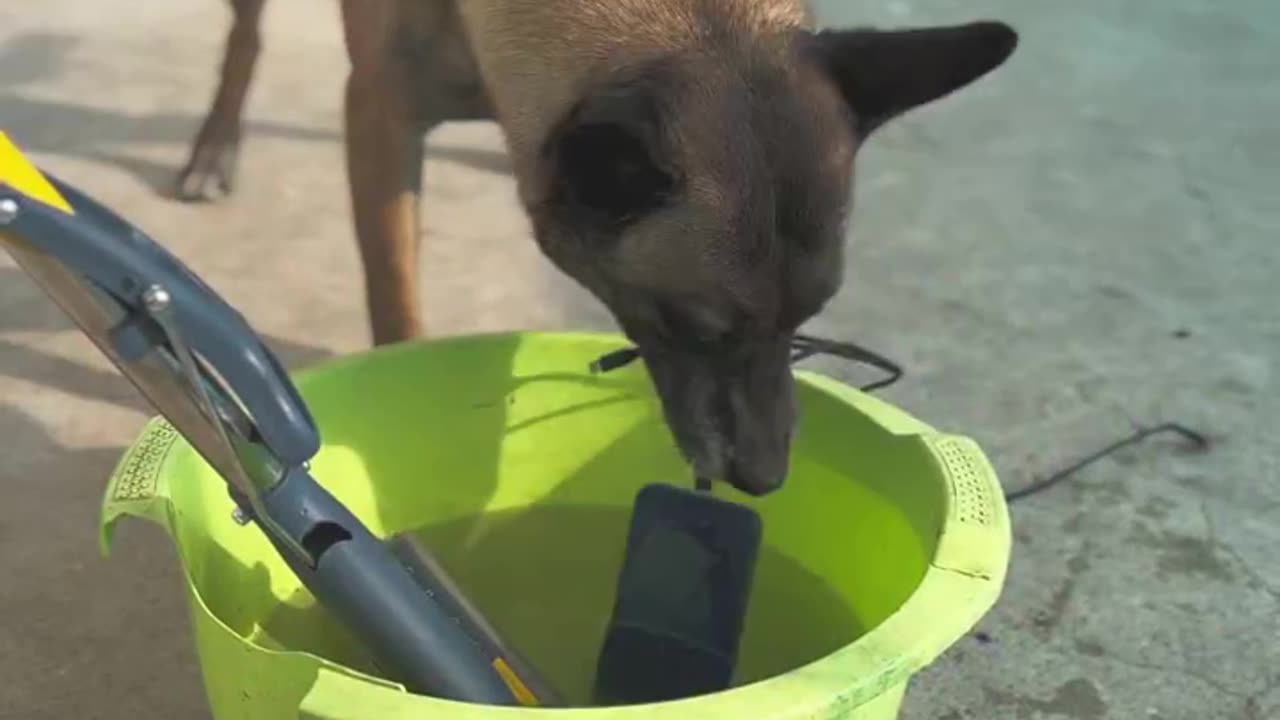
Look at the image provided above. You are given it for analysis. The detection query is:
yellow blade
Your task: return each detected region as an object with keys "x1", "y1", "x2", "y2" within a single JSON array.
[{"x1": 0, "y1": 130, "x2": 74, "y2": 215}]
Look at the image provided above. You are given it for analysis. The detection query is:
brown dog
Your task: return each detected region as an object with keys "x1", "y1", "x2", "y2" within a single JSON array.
[{"x1": 177, "y1": 0, "x2": 1017, "y2": 495}]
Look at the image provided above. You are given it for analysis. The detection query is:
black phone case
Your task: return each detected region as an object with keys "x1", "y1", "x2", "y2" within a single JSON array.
[{"x1": 593, "y1": 483, "x2": 763, "y2": 705}]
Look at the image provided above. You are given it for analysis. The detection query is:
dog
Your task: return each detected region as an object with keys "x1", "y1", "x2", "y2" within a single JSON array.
[{"x1": 176, "y1": 0, "x2": 1017, "y2": 496}]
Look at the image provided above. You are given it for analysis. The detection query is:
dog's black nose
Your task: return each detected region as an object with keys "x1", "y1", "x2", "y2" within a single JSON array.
[{"x1": 725, "y1": 455, "x2": 787, "y2": 497}]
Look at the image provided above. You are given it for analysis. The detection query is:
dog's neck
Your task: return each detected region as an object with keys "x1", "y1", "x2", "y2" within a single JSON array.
[{"x1": 456, "y1": 0, "x2": 813, "y2": 188}]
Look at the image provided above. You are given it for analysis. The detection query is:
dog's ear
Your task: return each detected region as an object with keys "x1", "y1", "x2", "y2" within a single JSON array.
[
  {"x1": 540, "y1": 78, "x2": 679, "y2": 227},
  {"x1": 810, "y1": 21, "x2": 1018, "y2": 136}
]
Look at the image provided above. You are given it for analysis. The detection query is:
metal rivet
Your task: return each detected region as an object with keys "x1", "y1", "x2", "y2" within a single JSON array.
[
  {"x1": 0, "y1": 198, "x2": 18, "y2": 224},
  {"x1": 141, "y1": 284, "x2": 171, "y2": 313}
]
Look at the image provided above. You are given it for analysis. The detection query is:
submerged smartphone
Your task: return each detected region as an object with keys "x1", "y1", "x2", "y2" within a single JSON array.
[{"x1": 593, "y1": 483, "x2": 763, "y2": 705}]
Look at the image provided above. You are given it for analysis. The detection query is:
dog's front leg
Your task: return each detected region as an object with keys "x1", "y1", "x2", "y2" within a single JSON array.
[
  {"x1": 345, "y1": 70, "x2": 427, "y2": 346},
  {"x1": 342, "y1": 2, "x2": 428, "y2": 346},
  {"x1": 177, "y1": 0, "x2": 266, "y2": 202}
]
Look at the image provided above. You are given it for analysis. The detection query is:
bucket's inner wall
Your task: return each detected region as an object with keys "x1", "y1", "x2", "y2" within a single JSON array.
[{"x1": 164, "y1": 335, "x2": 945, "y2": 705}]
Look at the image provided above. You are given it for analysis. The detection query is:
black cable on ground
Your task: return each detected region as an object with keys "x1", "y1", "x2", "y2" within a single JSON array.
[
  {"x1": 589, "y1": 336, "x2": 1210, "y2": 501},
  {"x1": 1002, "y1": 422, "x2": 1209, "y2": 503}
]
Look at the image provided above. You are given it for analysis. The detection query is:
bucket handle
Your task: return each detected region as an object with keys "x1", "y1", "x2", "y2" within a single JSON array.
[
  {"x1": 923, "y1": 433, "x2": 1011, "y2": 584},
  {"x1": 100, "y1": 417, "x2": 180, "y2": 555}
]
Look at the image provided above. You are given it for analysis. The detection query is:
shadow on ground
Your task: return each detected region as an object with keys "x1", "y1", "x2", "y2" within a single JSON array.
[
  {"x1": 0, "y1": 400, "x2": 205, "y2": 719},
  {"x1": 1, "y1": 266, "x2": 337, "y2": 414},
  {"x1": 0, "y1": 32, "x2": 510, "y2": 198}
]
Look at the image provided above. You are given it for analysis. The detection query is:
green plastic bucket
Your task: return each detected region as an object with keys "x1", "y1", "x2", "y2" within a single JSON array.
[{"x1": 99, "y1": 331, "x2": 1010, "y2": 719}]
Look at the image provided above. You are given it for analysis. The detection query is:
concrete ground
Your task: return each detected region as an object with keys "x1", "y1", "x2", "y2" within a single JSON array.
[{"x1": 0, "y1": 1, "x2": 1275, "y2": 718}]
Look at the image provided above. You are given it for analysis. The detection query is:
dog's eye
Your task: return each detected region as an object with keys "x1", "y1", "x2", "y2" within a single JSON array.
[
  {"x1": 655, "y1": 302, "x2": 696, "y2": 340},
  {"x1": 656, "y1": 302, "x2": 737, "y2": 349}
]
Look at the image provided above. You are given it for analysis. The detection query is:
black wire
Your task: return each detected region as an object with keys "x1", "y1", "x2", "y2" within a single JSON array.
[
  {"x1": 789, "y1": 333, "x2": 904, "y2": 391},
  {"x1": 1002, "y1": 422, "x2": 1209, "y2": 503},
  {"x1": 589, "y1": 333, "x2": 904, "y2": 392},
  {"x1": 588, "y1": 337, "x2": 1209, "y2": 502},
  {"x1": 590, "y1": 335, "x2": 903, "y2": 494}
]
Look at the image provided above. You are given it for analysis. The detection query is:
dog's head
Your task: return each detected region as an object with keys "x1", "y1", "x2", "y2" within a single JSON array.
[{"x1": 526, "y1": 21, "x2": 1017, "y2": 495}]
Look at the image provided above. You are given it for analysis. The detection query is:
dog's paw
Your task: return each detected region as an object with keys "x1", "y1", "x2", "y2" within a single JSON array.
[{"x1": 174, "y1": 139, "x2": 239, "y2": 203}]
